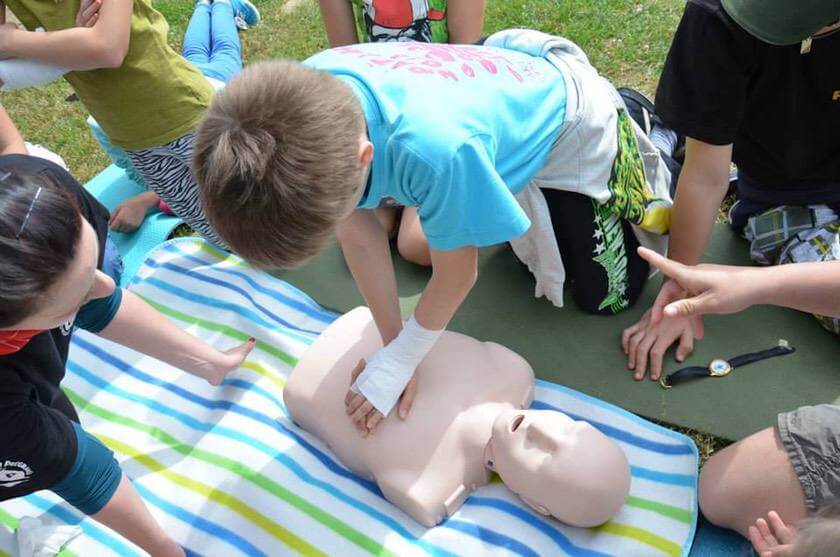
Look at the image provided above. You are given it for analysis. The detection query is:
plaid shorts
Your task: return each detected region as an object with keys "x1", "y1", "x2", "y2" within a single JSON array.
[{"x1": 741, "y1": 205, "x2": 840, "y2": 335}]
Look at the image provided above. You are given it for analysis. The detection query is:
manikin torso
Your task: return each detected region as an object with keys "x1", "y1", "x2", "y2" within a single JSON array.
[{"x1": 284, "y1": 307, "x2": 534, "y2": 527}]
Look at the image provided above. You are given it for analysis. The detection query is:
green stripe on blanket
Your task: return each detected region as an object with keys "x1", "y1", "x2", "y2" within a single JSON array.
[{"x1": 0, "y1": 238, "x2": 698, "y2": 556}]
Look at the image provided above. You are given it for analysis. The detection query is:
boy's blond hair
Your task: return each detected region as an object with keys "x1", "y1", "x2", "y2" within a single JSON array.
[{"x1": 193, "y1": 60, "x2": 365, "y2": 270}]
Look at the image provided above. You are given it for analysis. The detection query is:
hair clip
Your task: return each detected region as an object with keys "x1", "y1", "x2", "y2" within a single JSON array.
[{"x1": 16, "y1": 186, "x2": 43, "y2": 239}]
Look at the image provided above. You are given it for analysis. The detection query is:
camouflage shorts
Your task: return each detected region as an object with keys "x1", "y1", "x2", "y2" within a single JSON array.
[{"x1": 742, "y1": 205, "x2": 840, "y2": 336}]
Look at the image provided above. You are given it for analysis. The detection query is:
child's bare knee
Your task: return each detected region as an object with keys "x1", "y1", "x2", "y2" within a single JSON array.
[
  {"x1": 698, "y1": 462, "x2": 733, "y2": 527},
  {"x1": 698, "y1": 453, "x2": 751, "y2": 534},
  {"x1": 397, "y1": 235, "x2": 431, "y2": 266}
]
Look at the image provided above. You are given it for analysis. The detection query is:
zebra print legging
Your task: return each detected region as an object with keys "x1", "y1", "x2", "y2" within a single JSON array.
[{"x1": 126, "y1": 133, "x2": 227, "y2": 249}]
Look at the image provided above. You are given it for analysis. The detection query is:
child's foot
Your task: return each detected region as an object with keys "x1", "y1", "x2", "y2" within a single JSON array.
[{"x1": 224, "y1": 0, "x2": 260, "y2": 29}]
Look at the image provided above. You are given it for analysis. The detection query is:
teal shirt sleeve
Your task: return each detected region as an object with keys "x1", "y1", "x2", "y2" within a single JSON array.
[
  {"x1": 414, "y1": 135, "x2": 531, "y2": 250},
  {"x1": 74, "y1": 287, "x2": 123, "y2": 333}
]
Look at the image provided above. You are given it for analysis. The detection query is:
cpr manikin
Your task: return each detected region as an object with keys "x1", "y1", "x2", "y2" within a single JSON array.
[{"x1": 284, "y1": 307, "x2": 631, "y2": 527}]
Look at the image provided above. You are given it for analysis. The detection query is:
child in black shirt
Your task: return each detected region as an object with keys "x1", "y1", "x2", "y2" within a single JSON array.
[
  {"x1": 0, "y1": 107, "x2": 255, "y2": 557},
  {"x1": 622, "y1": 0, "x2": 840, "y2": 380}
]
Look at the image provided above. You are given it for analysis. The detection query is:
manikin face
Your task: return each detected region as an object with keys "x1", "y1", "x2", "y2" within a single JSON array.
[{"x1": 485, "y1": 409, "x2": 631, "y2": 527}]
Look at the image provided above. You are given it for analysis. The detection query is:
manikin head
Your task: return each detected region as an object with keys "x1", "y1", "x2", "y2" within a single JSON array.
[{"x1": 484, "y1": 409, "x2": 631, "y2": 527}]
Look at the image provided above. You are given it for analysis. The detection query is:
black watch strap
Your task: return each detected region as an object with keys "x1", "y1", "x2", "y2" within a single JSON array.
[
  {"x1": 659, "y1": 366, "x2": 709, "y2": 388},
  {"x1": 660, "y1": 340, "x2": 795, "y2": 389},
  {"x1": 729, "y1": 343, "x2": 795, "y2": 367}
]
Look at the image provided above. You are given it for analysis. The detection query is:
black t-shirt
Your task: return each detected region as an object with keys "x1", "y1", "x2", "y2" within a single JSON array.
[
  {"x1": 656, "y1": 0, "x2": 840, "y2": 205},
  {"x1": 0, "y1": 155, "x2": 110, "y2": 501}
]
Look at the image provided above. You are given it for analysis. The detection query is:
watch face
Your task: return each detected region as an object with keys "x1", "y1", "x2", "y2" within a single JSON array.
[{"x1": 709, "y1": 359, "x2": 732, "y2": 376}]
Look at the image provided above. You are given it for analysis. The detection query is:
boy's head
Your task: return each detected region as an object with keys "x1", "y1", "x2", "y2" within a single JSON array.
[
  {"x1": 193, "y1": 60, "x2": 370, "y2": 271},
  {"x1": 721, "y1": 0, "x2": 840, "y2": 45}
]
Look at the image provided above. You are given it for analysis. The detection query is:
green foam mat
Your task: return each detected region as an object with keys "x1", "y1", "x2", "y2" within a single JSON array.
[
  {"x1": 280, "y1": 226, "x2": 840, "y2": 440},
  {"x1": 84, "y1": 164, "x2": 182, "y2": 287}
]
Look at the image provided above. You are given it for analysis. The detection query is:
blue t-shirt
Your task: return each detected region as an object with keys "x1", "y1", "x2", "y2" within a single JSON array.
[{"x1": 305, "y1": 42, "x2": 567, "y2": 250}]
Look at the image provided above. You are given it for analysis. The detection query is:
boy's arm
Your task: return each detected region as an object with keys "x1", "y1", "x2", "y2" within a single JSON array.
[
  {"x1": 337, "y1": 208, "x2": 403, "y2": 344},
  {"x1": 0, "y1": 0, "x2": 132, "y2": 70},
  {"x1": 0, "y1": 104, "x2": 27, "y2": 155},
  {"x1": 640, "y1": 248, "x2": 840, "y2": 319},
  {"x1": 621, "y1": 138, "x2": 732, "y2": 380},
  {"x1": 318, "y1": 0, "x2": 360, "y2": 47},
  {"x1": 414, "y1": 246, "x2": 478, "y2": 329},
  {"x1": 345, "y1": 244, "x2": 478, "y2": 433}
]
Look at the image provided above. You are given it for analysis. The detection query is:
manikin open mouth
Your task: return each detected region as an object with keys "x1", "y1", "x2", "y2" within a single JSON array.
[{"x1": 510, "y1": 414, "x2": 525, "y2": 432}]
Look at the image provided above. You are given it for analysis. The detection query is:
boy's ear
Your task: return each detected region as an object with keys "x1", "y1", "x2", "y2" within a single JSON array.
[{"x1": 358, "y1": 139, "x2": 373, "y2": 167}]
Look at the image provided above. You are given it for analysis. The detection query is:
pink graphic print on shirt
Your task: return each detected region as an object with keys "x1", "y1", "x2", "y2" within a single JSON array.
[{"x1": 334, "y1": 43, "x2": 548, "y2": 84}]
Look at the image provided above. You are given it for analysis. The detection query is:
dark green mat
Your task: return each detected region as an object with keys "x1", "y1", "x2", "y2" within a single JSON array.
[{"x1": 280, "y1": 225, "x2": 840, "y2": 440}]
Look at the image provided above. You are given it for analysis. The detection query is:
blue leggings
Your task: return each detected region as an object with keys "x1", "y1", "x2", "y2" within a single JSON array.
[{"x1": 182, "y1": 0, "x2": 243, "y2": 84}]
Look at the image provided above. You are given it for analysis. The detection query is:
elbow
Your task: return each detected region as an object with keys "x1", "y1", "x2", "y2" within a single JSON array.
[
  {"x1": 93, "y1": 37, "x2": 130, "y2": 69},
  {"x1": 100, "y1": 46, "x2": 128, "y2": 69}
]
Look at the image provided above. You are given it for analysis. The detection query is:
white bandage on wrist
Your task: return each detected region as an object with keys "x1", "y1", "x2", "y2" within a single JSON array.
[{"x1": 352, "y1": 315, "x2": 443, "y2": 417}]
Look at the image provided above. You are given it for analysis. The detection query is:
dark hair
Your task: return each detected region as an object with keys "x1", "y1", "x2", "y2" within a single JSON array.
[{"x1": 0, "y1": 162, "x2": 82, "y2": 327}]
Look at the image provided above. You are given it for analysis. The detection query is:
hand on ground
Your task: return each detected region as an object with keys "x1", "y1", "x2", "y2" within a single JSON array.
[
  {"x1": 621, "y1": 307, "x2": 703, "y2": 381},
  {"x1": 109, "y1": 199, "x2": 147, "y2": 233}
]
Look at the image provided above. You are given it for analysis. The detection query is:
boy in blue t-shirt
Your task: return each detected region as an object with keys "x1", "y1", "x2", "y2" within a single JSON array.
[{"x1": 193, "y1": 30, "x2": 674, "y2": 432}]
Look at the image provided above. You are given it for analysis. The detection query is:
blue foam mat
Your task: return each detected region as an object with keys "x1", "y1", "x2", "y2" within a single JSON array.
[
  {"x1": 689, "y1": 516, "x2": 752, "y2": 556},
  {"x1": 84, "y1": 164, "x2": 182, "y2": 286}
]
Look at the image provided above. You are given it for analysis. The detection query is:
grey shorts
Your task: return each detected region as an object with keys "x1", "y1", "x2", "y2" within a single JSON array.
[{"x1": 777, "y1": 404, "x2": 840, "y2": 512}]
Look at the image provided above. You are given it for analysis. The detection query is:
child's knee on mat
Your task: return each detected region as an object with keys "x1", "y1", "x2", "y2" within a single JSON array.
[{"x1": 397, "y1": 232, "x2": 432, "y2": 267}]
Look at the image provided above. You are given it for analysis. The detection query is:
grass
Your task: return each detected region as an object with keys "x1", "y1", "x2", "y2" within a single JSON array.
[
  {"x1": 5, "y1": 0, "x2": 685, "y2": 183},
  {"x1": 5, "y1": 0, "x2": 731, "y2": 460}
]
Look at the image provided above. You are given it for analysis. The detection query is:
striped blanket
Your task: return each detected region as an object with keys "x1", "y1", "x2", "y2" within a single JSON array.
[{"x1": 0, "y1": 238, "x2": 698, "y2": 556}]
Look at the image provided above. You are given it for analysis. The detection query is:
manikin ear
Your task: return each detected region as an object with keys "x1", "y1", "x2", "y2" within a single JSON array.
[
  {"x1": 519, "y1": 495, "x2": 550, "y2": 517},
  {"x1": 357, "y1": 137, "x2": 373, "y2": 167},
  {"x1": 483, "y1": 443, "x2": 496, "y2": 471}
]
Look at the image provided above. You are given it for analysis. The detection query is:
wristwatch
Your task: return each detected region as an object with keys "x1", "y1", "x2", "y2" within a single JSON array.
[{"x1": 659, "y1": 340, "x2": 795, "y2": 389}]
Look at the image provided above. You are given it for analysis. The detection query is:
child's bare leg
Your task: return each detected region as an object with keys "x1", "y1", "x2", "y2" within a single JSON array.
[
  {"x1": 446, "y1": 0, "x2": 486, "y2": 44},
  {"x1": 396, "y1": 207, "x2": 431, "y2": 266},
  {"x1": 699, "y1": 426, "x2": 807, "y2": 537},
  {"x1": 92, "y1": 474, "x2": 184, "y2": 557}
]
